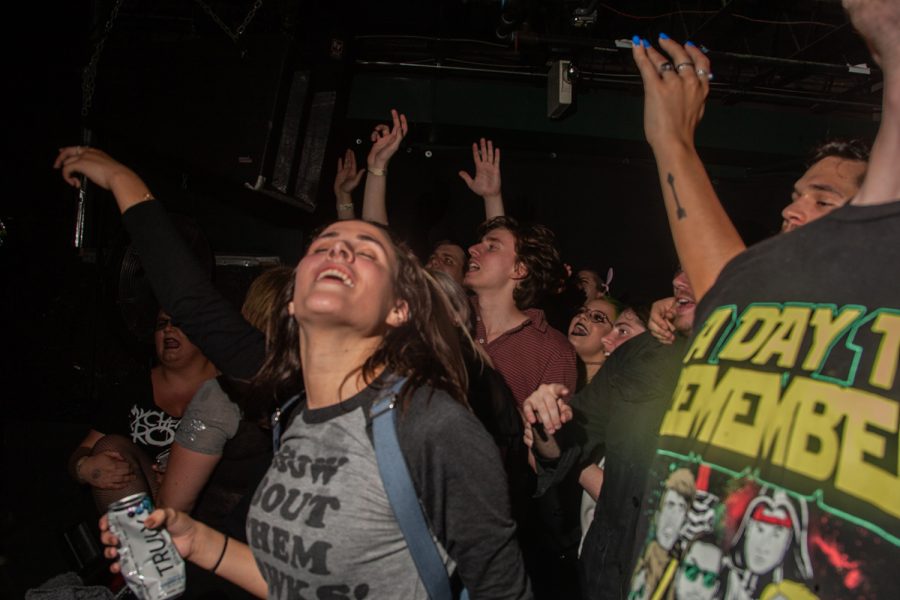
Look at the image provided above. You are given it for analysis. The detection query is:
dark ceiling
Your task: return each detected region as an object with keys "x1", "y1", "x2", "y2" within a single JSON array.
[{"x1": 83, "y1": 0, "x2": 881, "y2": 116}]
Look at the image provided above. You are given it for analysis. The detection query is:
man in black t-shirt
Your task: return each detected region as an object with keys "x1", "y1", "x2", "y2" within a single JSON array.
[{"x1": 629, "y1": 2, "x2": 900, "y2": 597}]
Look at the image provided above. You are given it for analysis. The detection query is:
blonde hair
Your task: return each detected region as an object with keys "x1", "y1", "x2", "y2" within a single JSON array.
[{"x1": 241, "y1": 266, "x2": 294, "y2": 335}]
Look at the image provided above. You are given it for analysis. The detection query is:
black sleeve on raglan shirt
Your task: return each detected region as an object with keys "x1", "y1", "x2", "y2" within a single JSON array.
[
  {"x1": 397, "y1": 388, "x2": 532, "y2": 599},
  {"x1": 532, "y1": 333, "x2": 661, "y2": 494},
  {"x1": 121, "y1": 201, "x2": 265, "y2": 379}
]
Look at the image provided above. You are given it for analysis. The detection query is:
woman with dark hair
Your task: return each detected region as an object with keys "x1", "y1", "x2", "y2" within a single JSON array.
[
  {"x1": 55, "y1": 146, "x2": 529, "y2": 599},
  {"x1": 67, "y1": 311, "x2": 217, "y2": 512}
]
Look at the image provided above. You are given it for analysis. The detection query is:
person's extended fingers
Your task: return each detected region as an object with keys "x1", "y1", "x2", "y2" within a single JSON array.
[
  {"x1": 631, "y1": 36, "x2": 658, "y2": 84},
  {"x1": 644, "y1": 43, "x2": 674, "y2": 77},
  {"x1": 350, "y1": 169, "x2": 364, "y2": 186},
  {"x1": 458, "y1": 170, "x2": 475, "y2": 189},
  {"x1": 389, "y1": 108, "x2": 400, "y2": 131},
  {"x1": 558, "y1": 399, "x2": 574, "y2": 423},
  {"x1": 479, "y1": 138, "x2": 488, "y2": 162},
  {"x1": 494, "y1": 147, "x2": 501, "y2": 167},
  {"x1": 534, "y1": 386, "x2": 567, "y2": 431},
  {"x1": 533, "y1": 397, "x2": 558, "y2": 432},
  {"x1": 664, "y1": 311, "x2": 677, "y2": 330},
  {"x1": 486, "y1": 140, "x2": 494, "y2": 163},
  {"x1": 521, "y1": 399, "x2": 539, "y2": 425},
  {"x1": 59, "y1": 162, "x2": 84, "y2": 188},
  {"x1": 373, "y1": 124, "x2": 390, "y2": 139},
  {"x1": 143, "y1": 508, "x2": 168, "y2": 529},
  {"x1": 336, "y1": 157, "x2": 345, "y2": 173},
  {"x1": 658, "y1": 36, "x2": 697, "y2": 80},
  {"x1": 685, "y1": 43, "x2": 711, "y2": 75},
  {"x1": 470, "y1": 142, "x2": 480, "y2": 165},
  {"x1": 53, "y1": 147, "x2": 79, "y2": 169},
  {"x1": 522, "y1": 426, "x2": 534, "y2": 448},
  {"x1": 547, "y1": 383, "x2": 571, "y2": 399},
  {"x1": 398, "y1": 113, "x2": 408, "y2": 136}
]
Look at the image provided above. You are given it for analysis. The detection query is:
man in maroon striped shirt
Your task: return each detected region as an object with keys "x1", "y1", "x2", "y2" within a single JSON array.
[{"x1": 465, "y1": 216, "x2": 577, "y2": 406}]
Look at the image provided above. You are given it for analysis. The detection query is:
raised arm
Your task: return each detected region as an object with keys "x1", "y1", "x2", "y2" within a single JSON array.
[
  {"x1": 458, "y1": 138, "x2": 506, "y2": 219},
  {"x1": 361, "y1": 109, "x2": 408, "y2": 225},
  {"x1": 54, "y1": 147, "x2": 265, "y2": 379},
  {"x1": 333, "y1": 148, "x2": 365, "y2": 220},
  {"x1": 631, "y1": 36, "x2": 746, "y2": 300},
  {"x1": 843, "y1": 0, "x2": 900, "y2": 207}
]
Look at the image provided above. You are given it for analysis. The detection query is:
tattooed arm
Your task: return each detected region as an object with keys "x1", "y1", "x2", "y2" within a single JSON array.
[{"x1": 631, "y1": 36, "x2": 746, "y2": 300}]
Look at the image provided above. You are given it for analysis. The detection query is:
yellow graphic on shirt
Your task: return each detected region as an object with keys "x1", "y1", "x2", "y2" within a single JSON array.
[{"x1": 661, "y1": 303, "x2": 900, "y2": 522}]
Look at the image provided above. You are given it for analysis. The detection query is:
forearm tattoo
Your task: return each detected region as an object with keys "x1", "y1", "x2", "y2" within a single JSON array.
[{"x1": 667, "y1": 173, "x2": 687, "y2": 220}]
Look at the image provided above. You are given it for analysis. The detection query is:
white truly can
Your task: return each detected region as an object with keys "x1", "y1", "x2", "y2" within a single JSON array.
[{"x1": 107, "y1": 492, "x2": 186, "y2": 600}]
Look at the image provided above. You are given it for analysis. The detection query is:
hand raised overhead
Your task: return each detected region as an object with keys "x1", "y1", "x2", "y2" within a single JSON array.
[
  {"x1": 53, "y1": 146, "x2": 153, "y2": 213},
  {"x1": 334, "y1": 148, "x2": 365, "y2": 196},
  {"x1": 458, "y1": 137, "x2": 502, "y2": 200},
  {"x1": 367, "y1": 109, "x2": 408, "y2": 170},
  {"x1": 631, "y1": 35, "x2": 711, "y2": 151}
]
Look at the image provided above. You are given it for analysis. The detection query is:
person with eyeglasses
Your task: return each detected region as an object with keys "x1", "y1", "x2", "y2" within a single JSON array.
[
  {"x1": 672, "y1": 536, "x2": 723, "y2": 600},
  {"x1": 68, "y1": 311, "x2": 217, "y2": 512},
  {"x1": 567, "y1": 298, "x2": 620, "y2": 387}
]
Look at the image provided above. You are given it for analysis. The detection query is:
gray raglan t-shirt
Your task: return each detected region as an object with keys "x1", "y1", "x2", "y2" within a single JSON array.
[
  {"x1": 245, "y1": 378, "x2": 532, "y2": 600},
  {"x1": 247, "y1": 399, "x2": 430, "y2": 598}
]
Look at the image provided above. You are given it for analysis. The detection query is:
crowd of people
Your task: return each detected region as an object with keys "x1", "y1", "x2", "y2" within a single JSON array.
[{"x1": 52, "y1": 0, "x2": 899, "y2": 598}]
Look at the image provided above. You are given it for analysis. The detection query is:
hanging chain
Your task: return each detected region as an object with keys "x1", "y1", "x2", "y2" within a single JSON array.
[
  {"x1": 193, "y1": 0, "x2": 264, "y2": 43},
  {"x1": 81, "y1": 0, "x2": 124, "y2": 118}
]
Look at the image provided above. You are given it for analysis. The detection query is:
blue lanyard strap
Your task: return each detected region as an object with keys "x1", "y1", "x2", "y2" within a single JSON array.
[
  {"x1": 271, "y1": 393, "x2": 302, "y2": 453},
  {"x1": 370, "y1": 377, "x2": 466, "y2": 600}
]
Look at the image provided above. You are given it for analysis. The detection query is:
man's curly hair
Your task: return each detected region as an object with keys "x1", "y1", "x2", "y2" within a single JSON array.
[{"x1": 477, "y1": 216, "x2": 565, "y2": 310}]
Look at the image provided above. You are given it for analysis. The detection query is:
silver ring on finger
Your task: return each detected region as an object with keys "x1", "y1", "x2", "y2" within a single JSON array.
[
  {"x1": 675, "y1": 62, "x2": 695, "y2": 73},
  {"x1": 658, "y1": 62, "x2": 675, "y2": 75},
  {"x1": 696, "y1": 68, "x2": 714, "y2": 81}
]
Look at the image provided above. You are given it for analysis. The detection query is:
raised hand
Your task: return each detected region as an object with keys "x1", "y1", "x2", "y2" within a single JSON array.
[
  {"x1": 842, "y1": 0, "x2": 900, "y2": 69},
  {"x1": 335, "y1": 148, "x2": 364, "y2": 218},
  {"x1": 334, "y1": 148, "x2": 365, "y2": 196},
  {"x1": 367, "y1": 109, "x2": 408, "y2": 171},
  {"x1": 647, "y1": 296, "x2": 677, "y2": 345},
  {"x1": 631, "y1": 35, "x2": 712, "y2": 151},
  {"x1": 458, "y1": 138, "x2": 502, "y2": 201},
  {"x1": 53, "y1": 146, "x2": 153, "y2": 213},
  {"x1": 54, "y1": 146, "x2": 137, "y2": 191}
]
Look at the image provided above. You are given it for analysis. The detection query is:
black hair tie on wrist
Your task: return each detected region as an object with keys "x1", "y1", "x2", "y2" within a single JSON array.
[{"x1": 211, "y1": 534, "x2": 229, "y2": 574}]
